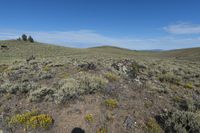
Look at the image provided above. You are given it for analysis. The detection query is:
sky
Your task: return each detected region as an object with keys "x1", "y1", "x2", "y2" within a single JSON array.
[{"x1": 0, "y1": 0, "x2": 200, "y2": 50}]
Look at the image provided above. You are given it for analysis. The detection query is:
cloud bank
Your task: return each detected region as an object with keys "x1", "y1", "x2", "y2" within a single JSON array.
[
  {"x1": 0, "y1": 28, "x2": 200, "y2": 50},
  {"x1": 164, "y1": 22, "x2": 200, "y2": 34}
]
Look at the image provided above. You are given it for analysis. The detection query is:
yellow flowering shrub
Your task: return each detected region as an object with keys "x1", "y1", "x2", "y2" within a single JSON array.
[
  {"x1": 105, "y1": 98, "x2": 118, "y2": 108},
  {"x1": 28, "y1": 114, "x2": 53, "y2": 129},
  {"x1": 9, "y1": 111, "x2": 53, "y2": 130},
  {"x1": 85, "y1": 114, "x2": 94, "y2": 122}
]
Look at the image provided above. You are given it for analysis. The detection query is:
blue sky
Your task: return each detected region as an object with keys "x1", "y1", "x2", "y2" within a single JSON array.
[{"x1": 0, "y1": 0, "x2": 200, "y2": 50}]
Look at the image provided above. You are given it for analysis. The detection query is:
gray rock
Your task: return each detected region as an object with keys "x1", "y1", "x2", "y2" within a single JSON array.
[{"x1": 123, "y1": 115, "x2": 134, "y2": 129}]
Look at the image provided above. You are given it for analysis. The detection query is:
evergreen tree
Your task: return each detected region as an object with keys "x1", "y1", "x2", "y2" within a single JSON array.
[
  {"x1": 28, "y1": 36, "x2": 34, "y2": 43},
  {"x1": 22, "y1": 34, "x2": 27, "y2": 41}
]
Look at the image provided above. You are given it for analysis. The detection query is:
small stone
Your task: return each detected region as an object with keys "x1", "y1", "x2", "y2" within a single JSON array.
[{"x1": 123, "y1": 115, "x2": 134, "y2": 129}]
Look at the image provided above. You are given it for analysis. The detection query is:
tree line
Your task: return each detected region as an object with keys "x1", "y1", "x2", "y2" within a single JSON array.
[{"x1": 17, "y1": 34, "x2": 34, "y2": 43}]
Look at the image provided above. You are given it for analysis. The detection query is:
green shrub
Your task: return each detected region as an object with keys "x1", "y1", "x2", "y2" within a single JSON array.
[
  {"x1": 55, "y1": 73, "x2": 108, "y2": 104},
  {"x1": 184, "y1": 83, "x2": 193, "y2": 89},
  {"x1": 8, "y1": 82, "x2": 38, "y2": 94},
  {"x1": 0, "y1": 82, "x2": 12, "y2": 93},
  {"x1": 21, "y1": 34, "x2": 27, "y2": 41},
  {"x1": 127, "y1": 61, "x2": 141, "y2": 78},
  {"x1": 160, "y1": 110, "x2": 200, "y2": 133},
  {"x1": 29, "y1": 87, "x2": 54, "y2": 102},
  {"x1": 173, "y1": 97, "x2": 195, "y2": 111},
  {"x1": 104, "y1": 72, "x2": 119, "y2": 82},
  {"x1": 146, "y1": 118, "x2": 163, "y2": 133},
  {"x1": 159, "y1": 73, "x2": 181, "y2": 85},
  {"x1": 28, "y1": 36, "x2": 34, "y2": 43}
]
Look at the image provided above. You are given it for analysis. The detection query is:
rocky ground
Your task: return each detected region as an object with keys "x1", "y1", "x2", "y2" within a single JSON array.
[{"x1": 0, "y1": 54, "x2": 200, "y2": 133}]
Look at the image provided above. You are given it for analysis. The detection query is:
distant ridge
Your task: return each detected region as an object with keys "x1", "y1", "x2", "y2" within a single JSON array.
[
  {"x1": 0, "y1": 40, "x2": 200, "y2": 63},
  {"x1": 89, "y1": 45, "x2": 134, "y2": 51}
]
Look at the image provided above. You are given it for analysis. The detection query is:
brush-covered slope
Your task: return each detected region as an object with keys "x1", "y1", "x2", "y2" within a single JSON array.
[
  {"x1": 1, "y1": 40, "x2": 200, "y2": 63},
  {"x1": 0, "y1": 40, "x2": 138, "y2": 63},
  {"x1": 0, "y1": 40, "x2": 81, "y2": 62},
  {"x1": 0, "y1": 40, "x2": 200, "y2": 133},
  {"x1": 159, "y1": 47, "x2": 200, "y2": 61}
]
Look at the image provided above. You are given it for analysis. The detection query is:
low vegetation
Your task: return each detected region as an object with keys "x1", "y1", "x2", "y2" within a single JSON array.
[
  {"x1": 145, "y1": 118, "x2": 163, "y2": 133},
  {"x1": 104, "y1": 72, "x2": 119, "y2": 82},
  {"x1": 0, "y1": 40, "x2": 200, "y2": 132},
  {"x1": 104, "y1": 98, "x2": 118, "y2": 108},
  {"x1": 159, "y1": 110, "x2": 200, "y2": 133},
  {"x1": 85, "y1": 114, "x2": 94, "y2": 122},
  {"x1": 9, "y1": 111, "x2": 53, "y2": 130}
]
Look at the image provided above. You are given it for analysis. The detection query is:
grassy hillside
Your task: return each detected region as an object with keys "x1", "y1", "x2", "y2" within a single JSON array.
[
  {"x1": 0, "y1": 40, "x2": 82, "y2": 63},
  {"x1": 0, "y1": 40, "x2": 200, "y2": 133},
  {"x1": 1, "y1": 40, "x2": 200, "y2": 64},
  {"x1": 159, "y1": 47, "x2": 200, "y2": 60}
]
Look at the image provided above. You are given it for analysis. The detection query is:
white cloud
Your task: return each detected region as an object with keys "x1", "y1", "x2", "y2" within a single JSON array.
[
  {"x1": 0, "y1": 29, "x2": 200, "y2": 50},
  {"x1": 164, "y1": 22, "x2": 200, "y2": 34}
]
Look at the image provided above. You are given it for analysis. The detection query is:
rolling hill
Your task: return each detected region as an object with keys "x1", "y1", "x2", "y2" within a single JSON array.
[
  {"x1": 1, "y1": 40, "x2": 200, "y2": 64},
  {"x1": 0, "y1": 40, "x2": 200, "y2": 133}
]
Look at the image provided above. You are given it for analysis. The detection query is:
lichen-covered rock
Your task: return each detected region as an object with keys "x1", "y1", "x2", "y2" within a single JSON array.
[{"x1": 111, "y1": 59, "x2": 143, "y2": 78}]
